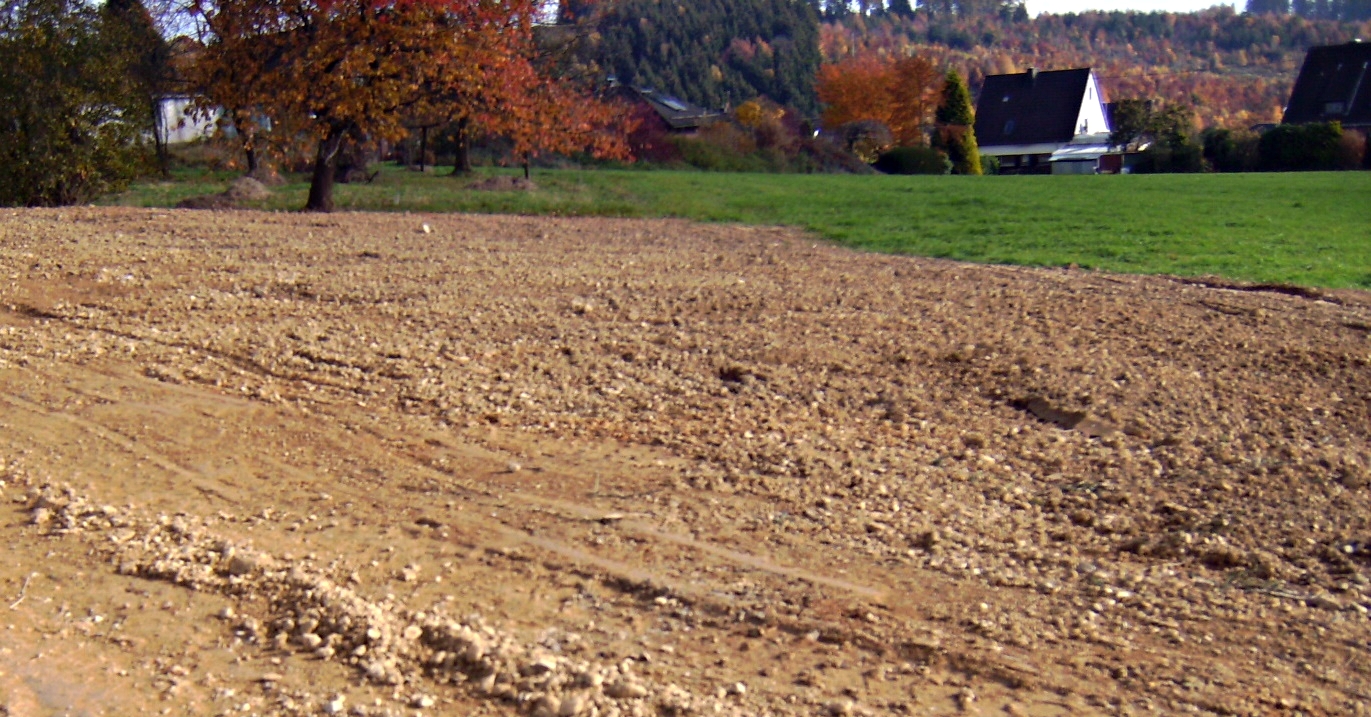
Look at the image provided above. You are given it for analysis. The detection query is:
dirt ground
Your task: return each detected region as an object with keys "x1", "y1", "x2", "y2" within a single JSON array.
[{"x1": 1, "y1": 206, "x2": 1369, "y2": 717}]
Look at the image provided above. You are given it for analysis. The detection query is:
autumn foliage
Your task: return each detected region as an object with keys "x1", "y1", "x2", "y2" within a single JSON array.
[
  {"x1": 190, "y1": 0, "x2": 629, "y2": 211},
  {"x1": 815, "y1": 53, "x2": 942, "y2": 147},
  {"x1": 818, "y1": 9, "x2": 1371, "y2": 131}
]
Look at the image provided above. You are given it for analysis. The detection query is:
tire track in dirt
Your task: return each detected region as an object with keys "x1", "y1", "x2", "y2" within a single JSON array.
[
  {"x1": 0, "y1": 376, "x2": 1173, "y2": 717},
  {"x1": 5, "y1": 207, "x2": 1369, "y2": 715},
  {"x1": 4, "y1": 356, "x2": 1118, "y2": 715},
  {"x1": 347, "y1": 409, "x2": 1160, "y2": 711}
]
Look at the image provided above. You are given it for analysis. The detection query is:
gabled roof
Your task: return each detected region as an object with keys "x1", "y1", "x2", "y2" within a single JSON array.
[
  {"x1": 973, "y1": 68, "x2": 1092, "y2": 148},
  {"x1": 618, "y1": 84, "x2": 724, "y2": 131},
  {"x1": 1282, "y1": 41, "x2": 1371, "y2": 129}
]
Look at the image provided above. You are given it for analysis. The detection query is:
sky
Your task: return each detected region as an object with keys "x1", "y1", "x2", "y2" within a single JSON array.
[{"x1": 1026, "y1": 0, "x2": 1241, "y2": 15}]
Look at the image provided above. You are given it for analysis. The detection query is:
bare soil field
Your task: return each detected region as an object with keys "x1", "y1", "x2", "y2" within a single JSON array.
[{"x1": 1, "y1": 207, "x2": 1369, "y2": 717}]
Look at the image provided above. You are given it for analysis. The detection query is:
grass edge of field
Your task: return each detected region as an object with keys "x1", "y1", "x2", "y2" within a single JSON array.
[{"x1": 97, "y1": 166, "x2": 1371, "y2": 291}]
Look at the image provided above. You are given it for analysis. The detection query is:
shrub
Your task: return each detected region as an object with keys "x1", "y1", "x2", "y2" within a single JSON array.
[
  {"x1": 1133, "y1": 140, "x2": 1205, "y2": 174},
  {"x1": 873, "y1": 146, "x2": 950, "y2": 175},
  {"x1": 794, "y1": 136, "x2": 874, "y2": 174},
  {"x1": 1201, "y1": 128, "x2": 1260, "y2": 173},
  {"x1": 1335, "y1": 129, "x2": 1366, "y2": 170},
  {"x1": 669, "y1": 111, "x2": 865, "y2": 174},
  {"x1": 0, "y1": 0, "x2": 152, "y2": 206},
  {"x1": 837, "y1": 120, "x2": 894, "y2": 164},
  {"x1": 1258, "y1": 122, "x2": 1344, "y2": 171},
  {"x1": 672, "y1": 125, "x2": 772, "y2": 173}
]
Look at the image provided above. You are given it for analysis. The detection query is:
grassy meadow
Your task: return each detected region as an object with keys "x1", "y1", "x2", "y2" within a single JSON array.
[{"x1": 102, "y1": 166, "x2": 1371, "y2": 289}]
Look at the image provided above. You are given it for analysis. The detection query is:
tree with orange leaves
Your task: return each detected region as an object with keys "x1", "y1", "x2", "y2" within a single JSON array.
[
  {"x1": 421, "y1": 24, "x2": 631, "y2": 178},
  {"x1": 816, "y1": 53, "x2": 942, "y2": 147},
  {"x1": 480, "y1": 69, "x2": 633, "y2": 179},
  {"x1": 190, "y1": 0, "x2": 627, "y2": 211}
]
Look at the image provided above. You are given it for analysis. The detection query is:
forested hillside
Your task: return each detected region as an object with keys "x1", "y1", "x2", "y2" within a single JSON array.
[
  {"x1": 822, "y1": 7, "x2": 1371, "y2": 128},
  {"x1": 565, "y1": 0, "x2": 1368, "y2": 131},
  {"x1": 583, "y1": 0, "x2": 822, "y2": 114}
]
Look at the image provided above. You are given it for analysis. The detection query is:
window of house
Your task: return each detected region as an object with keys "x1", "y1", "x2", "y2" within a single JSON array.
[
  {"x1": 1004, "y1": 120, "x2": 1015, "y2": 135},
  {"x1": 1325, "y1": 101, "x2": 1346, "y2": 115}
]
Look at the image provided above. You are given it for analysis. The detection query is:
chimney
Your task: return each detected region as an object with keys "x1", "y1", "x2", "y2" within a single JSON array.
[{"x1": 1027, "y1": 67, "x2": 1038, "y2": 82}]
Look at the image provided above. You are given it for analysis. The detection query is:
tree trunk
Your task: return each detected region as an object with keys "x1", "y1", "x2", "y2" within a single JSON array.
[
  {"x1": 232, "y1": 110, "x2": 259, "y2": 176},
  {"x1": 306, "y1": 130, "x2": 345, "y2": 212},
  {"x1": 523, "y1": 154, "x2": 530, "y2": 180},
  {"x1": 151, "y1": 101, "x2": 170, "y2": 178},
  {"x1": 418, "y1": 126, "x2": 428, "y2": 172},
  {"x1": 451, "y1": 118, "x2": 471, "y2": 175}
]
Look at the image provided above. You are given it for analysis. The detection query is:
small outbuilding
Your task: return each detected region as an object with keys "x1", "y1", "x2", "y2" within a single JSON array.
[{"x1": 1047, "y1": 132, "x2": 1117, "y2": 174}]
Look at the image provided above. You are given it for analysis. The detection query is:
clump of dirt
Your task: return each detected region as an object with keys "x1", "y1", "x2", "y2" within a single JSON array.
[
  {"x1": 0, "y1": 206, "x2": 1368, "y2": 717},
  {"x1": 226, "y1": 176, "x2": 272, "y2": 201},
  {"x1": 468, "y1": 175, "x2": 537, "y2": 192},
  {"x1": 246, "y1": 165, "x2": 288, "y2": 187}
]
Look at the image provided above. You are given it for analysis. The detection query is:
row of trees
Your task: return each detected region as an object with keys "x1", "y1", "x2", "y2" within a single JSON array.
[
  {"x1": 821, "y1": 7, "x2": 1371, "y2": 130},
  {"x1": 1247, "y1": 0, "x2": 1371, "y2": 22},
  {"x1": 191, "y1": 0, "x2": 629, "y2": 211},
  {"x1": 4, "y1": 0, "x2": 1364, "y2": 209},
  {"x1": 0, "y1": 0, "x2": 630, "y2": 209},
  {"x1": 804, "y1": 0, "x2": 1366, "y2": 22},
  {"x1": 1109, "y1": 99, "x2": 1366, "y2": 172},
  {"x1": 565, "y1": 1, "x2": 1367, "y2": 146}
]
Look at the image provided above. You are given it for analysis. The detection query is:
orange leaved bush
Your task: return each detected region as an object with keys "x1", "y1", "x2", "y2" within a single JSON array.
[{"x1": 816, "y1": 53, "x2": 942, "y2": 147}]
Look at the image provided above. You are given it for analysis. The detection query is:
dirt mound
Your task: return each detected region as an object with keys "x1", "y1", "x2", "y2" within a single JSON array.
[
  {"x1": 226, "y1": 176, "x2": 272, "y2": 201},
  {"x1": 247, "y1": 165, "x2": 288, "y2": 187},
  {"x1": 175, "y1": 175, "x2": 272, "y2": 209},
  {"x1": 468, "y1": 175, "x2": 537, "y2": 191},
  {"x1": 1, "y1": 207, "x2": 1368, "y2": 717}
]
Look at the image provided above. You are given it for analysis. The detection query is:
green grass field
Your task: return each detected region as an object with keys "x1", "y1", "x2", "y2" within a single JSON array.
[{"x1": 102, "y1": 166, "x2": 1371, "y2": 289}]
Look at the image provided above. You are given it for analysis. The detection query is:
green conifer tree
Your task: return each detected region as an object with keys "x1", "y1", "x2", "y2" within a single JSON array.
[
  {"x1": 591, "y1": 0, "x2": 821, "y2": 114},
  {"x1": 935, "y1": 68, "x2": 975, "y2": 126},
  {"x1": 932, "y1": 69, "x2": 981, "y2": 174}
]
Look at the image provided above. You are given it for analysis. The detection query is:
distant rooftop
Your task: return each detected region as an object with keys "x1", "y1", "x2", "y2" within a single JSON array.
[
  {"x1": 614, "y1": 83, "x2": 724, "y2": 131},
  {"x1": 1282, "y1": 41, "x2": 1371, "y2": 129},
  {"x1": 974, "y1": 68, "x2": 1094, "y2": 147}
]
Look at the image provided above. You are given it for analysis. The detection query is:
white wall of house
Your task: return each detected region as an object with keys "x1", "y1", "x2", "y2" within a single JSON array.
[
  {"x1": 156, "y1": 97, "x2": 219, "y2": 145},
  {"x1": 1074, "y1": 73, "x2": 1110, "y2": 137}
]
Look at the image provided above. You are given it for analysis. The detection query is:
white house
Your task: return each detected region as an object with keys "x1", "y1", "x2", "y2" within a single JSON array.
[
  {"x1": 972, "y1": 67, "x2": 1114, "y2": 174},
  {"x1": 155, "y1": 96, "x2": 219, "y2": 145}
]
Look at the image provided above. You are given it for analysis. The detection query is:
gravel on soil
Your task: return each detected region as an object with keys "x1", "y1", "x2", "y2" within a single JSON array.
[{"x1": 0, "y1": 206, "x2": 1368, "y2": 716}]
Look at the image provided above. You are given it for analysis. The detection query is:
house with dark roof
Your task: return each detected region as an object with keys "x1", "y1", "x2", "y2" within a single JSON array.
[
  {"x1": 973, "y1": 67, "x2": 1113, "y2": 174},
  {"x1": 1282, "y1": 41, "x2": 1371, "y2": 130},
  {"x1": 611, "y1": 81, "x2": 724, "y2": 134}
]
